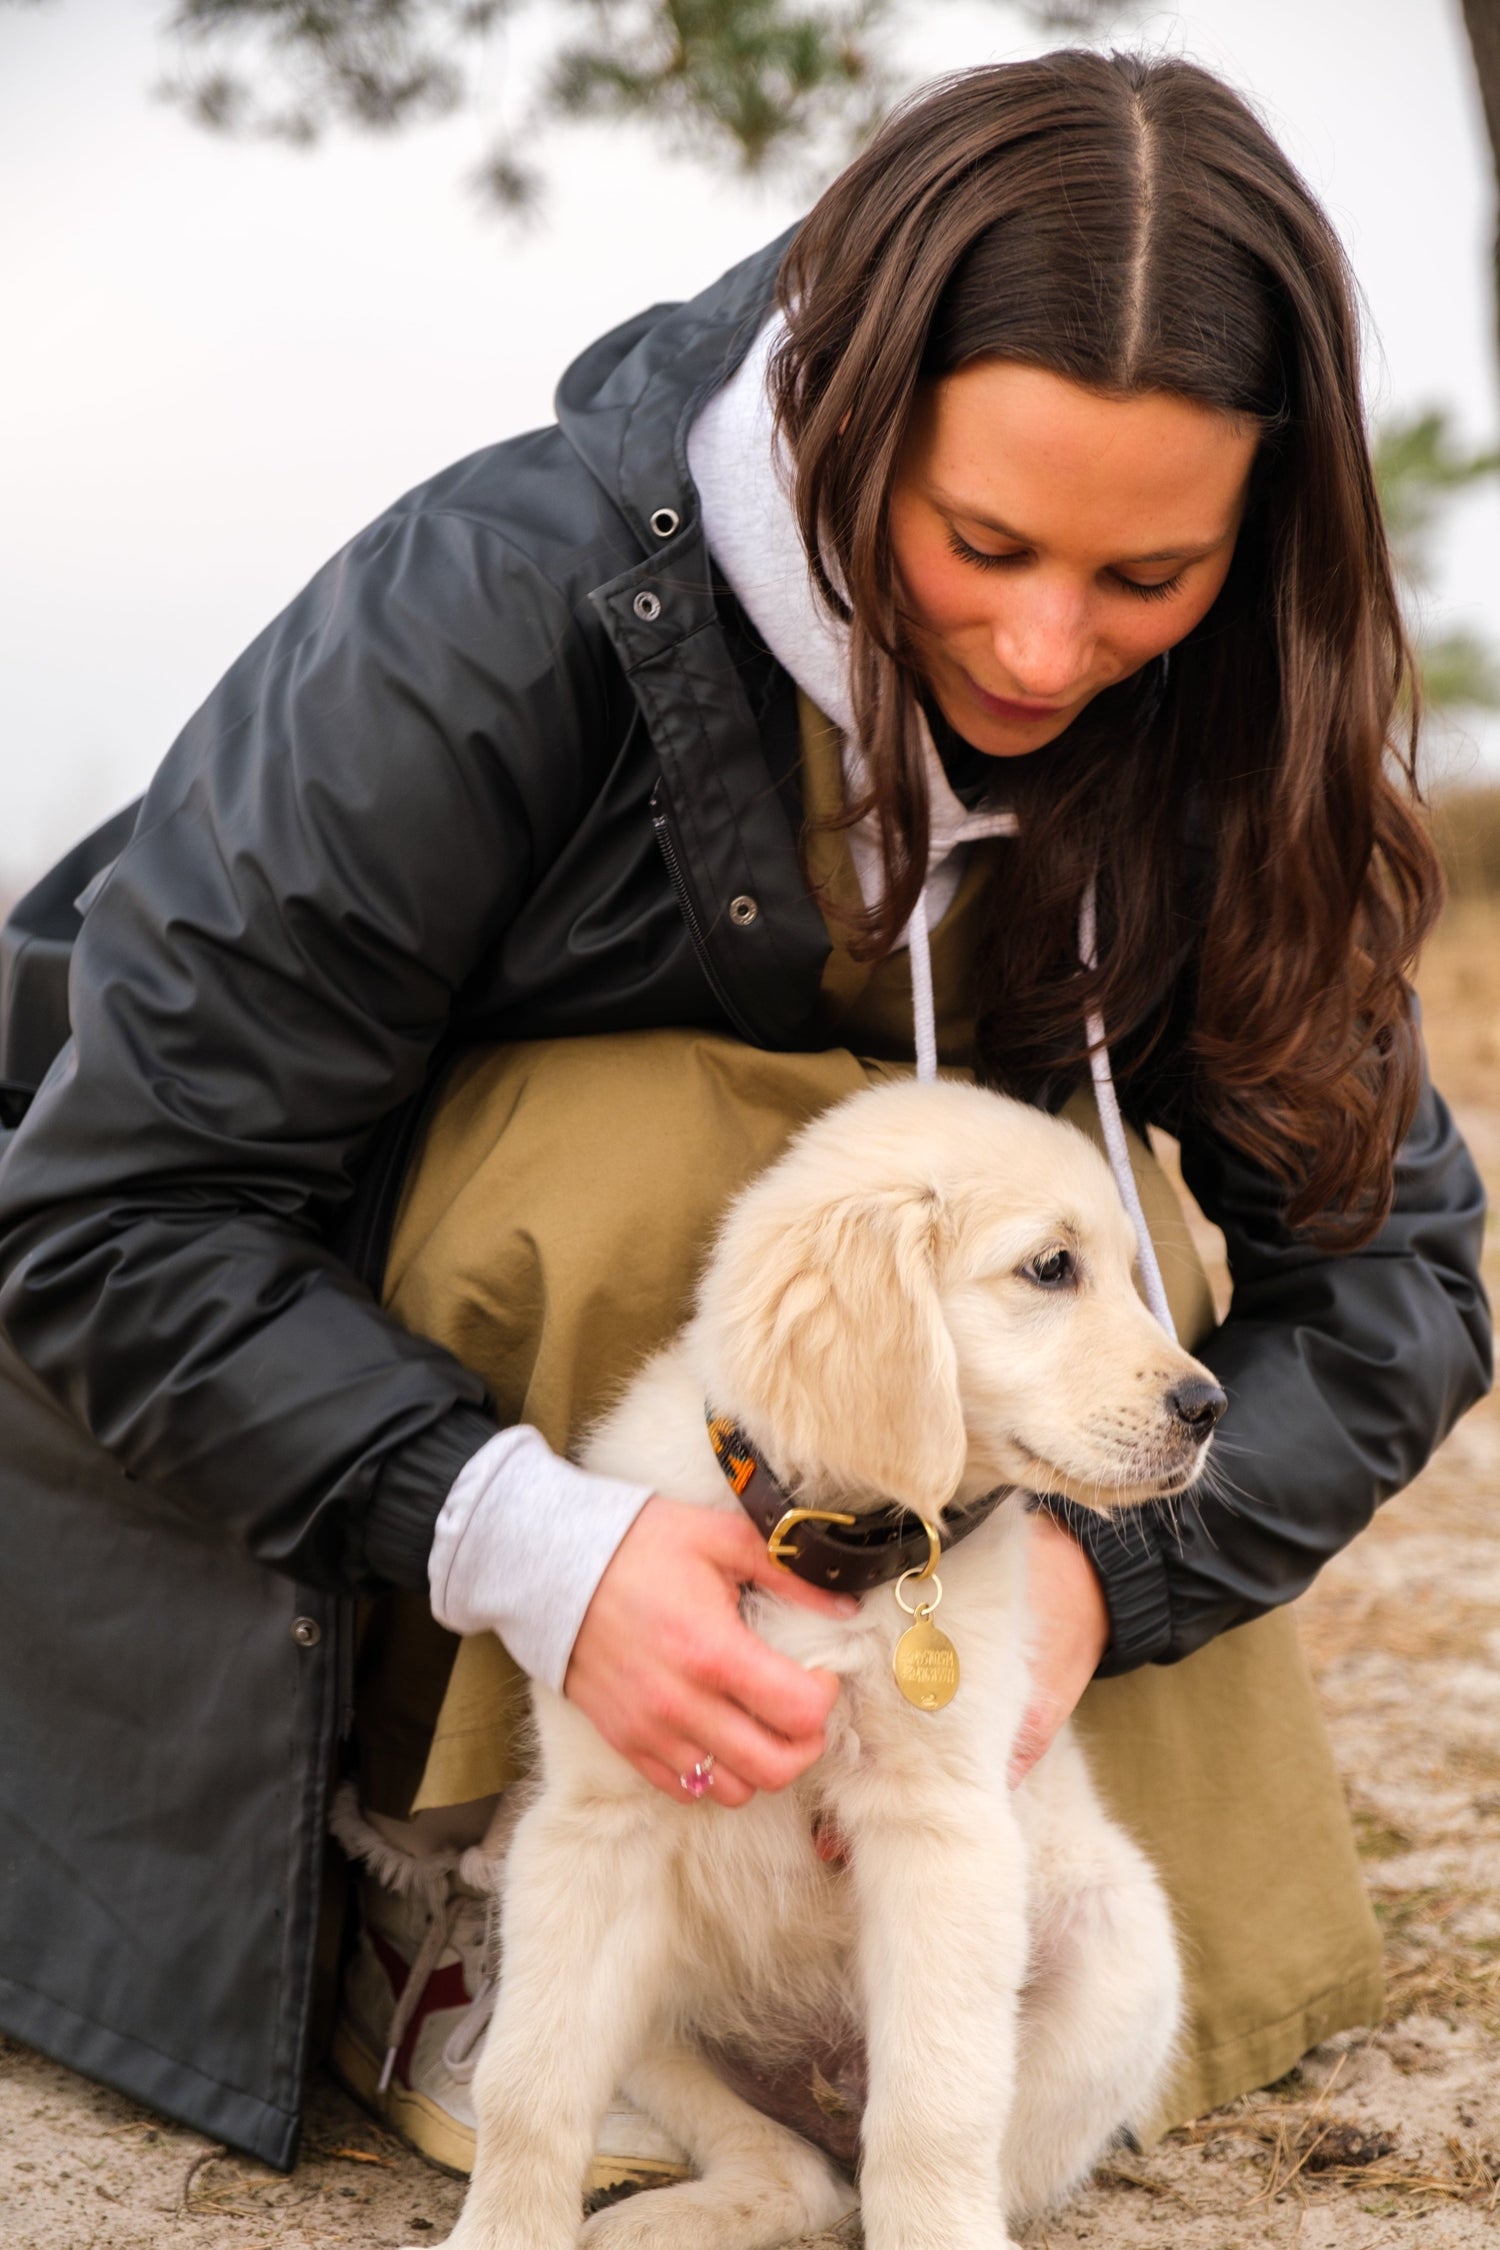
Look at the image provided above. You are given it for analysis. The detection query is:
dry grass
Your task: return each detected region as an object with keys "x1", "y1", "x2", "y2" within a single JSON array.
[{"x1": 1149, "y1": 2099, "x2": 1500, "y2": 2217}]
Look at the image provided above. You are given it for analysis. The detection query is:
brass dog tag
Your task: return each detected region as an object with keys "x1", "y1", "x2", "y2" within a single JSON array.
[{"x1": 893, "y1": 1617, "x2": 959, "y2": 1711}]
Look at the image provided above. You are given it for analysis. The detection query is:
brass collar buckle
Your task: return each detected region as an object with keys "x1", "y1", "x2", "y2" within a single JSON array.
[{"x1": 766, "y1": 1505, "x2": 858, "y2": 1568}]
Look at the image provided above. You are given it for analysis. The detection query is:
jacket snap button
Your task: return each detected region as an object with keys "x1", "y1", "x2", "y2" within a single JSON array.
[
  {"x1": 291, "y1": 1615, "x2": 321, "y2": 1649},
  {"x1": 633, "y1": 590, "x2": 662, "y2": 622},
  {"x1": 649, "y1": 507, "x2": 680, "y2": 539},
  {"x1": 729, "y1": 895, "x2": 759, "y2": 927}
]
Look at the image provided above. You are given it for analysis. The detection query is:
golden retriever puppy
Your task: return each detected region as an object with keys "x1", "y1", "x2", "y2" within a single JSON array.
[{"x1": 426, "y1": 1079, "x2": 1224, "y2": 2250}]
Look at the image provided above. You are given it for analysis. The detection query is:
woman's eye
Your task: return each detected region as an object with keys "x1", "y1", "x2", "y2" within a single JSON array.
[
  {"x1": 945, "y1": 528, "x2": 1020, "y2": 572},
  {"x1": 1113, "y1": 572, "x2": 1185, "y2": 603},
  {"x1": 1023, "y1": 1248, "x2": 1076, "y2": 1288}
]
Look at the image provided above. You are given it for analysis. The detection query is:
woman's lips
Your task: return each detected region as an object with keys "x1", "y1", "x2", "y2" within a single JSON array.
[{"x1": 963, "y1": 673, "x2": 1070, "y2": 723}]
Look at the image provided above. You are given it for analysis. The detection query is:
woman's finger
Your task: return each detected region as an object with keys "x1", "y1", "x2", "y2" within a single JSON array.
[
  {"x1": 1006, "y1": 1696, "x2": 1061, "y2": 1789},
  {"x1": 701, "y1": 1615, "x2": 842, "y2": 1750},
  {"x1": 635, "y1": 1749, "x2": 756, "y2": 1809},
  {"x1": 661, "y1": 1683, "x2": 827, "y2": 1798},
  {"x1": 564, "y1": 1612, "x2": 784, "y2": 1802}
]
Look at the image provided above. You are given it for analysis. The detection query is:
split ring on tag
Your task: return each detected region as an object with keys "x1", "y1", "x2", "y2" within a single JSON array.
[{"x1": 894, "y1": 1565, "x2": 943, "y2": 1616}]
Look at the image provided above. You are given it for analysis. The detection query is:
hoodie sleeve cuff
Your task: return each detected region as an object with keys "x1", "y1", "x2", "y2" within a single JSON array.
[
  {"x1": 361, "y1": 1404, "x2": 501, "y2": 1591},
  {"x1": 427, "y1": 1426, "x2": 654, "y2": 1692},
  {"x1": 1029, "y1": 1497, "x2": 1174, "y2": 1675}
]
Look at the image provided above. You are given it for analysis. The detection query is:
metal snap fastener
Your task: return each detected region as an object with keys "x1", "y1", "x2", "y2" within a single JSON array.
[
  {"x1": 291, "y1": 1615, "x2": 321, "y2": 1649},
  {"x1": 649, "y1": 507, "x2": 680, "y2": 539},
  {"x1": 633, "y1": 589, "x2": 662, "y2": 622},
  {"x1": 729, "y1": 894, "x2": 759, "y2": 927}
]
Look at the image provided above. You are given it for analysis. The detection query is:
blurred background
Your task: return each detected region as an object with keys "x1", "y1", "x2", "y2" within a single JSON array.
[{"x1": 1, "y1": 0, "x2": 1498, "y2": 898}]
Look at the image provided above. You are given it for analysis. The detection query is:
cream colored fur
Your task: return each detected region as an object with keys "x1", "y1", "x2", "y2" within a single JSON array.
[{"x1": 423, "y1": 1080, "x2": 1219, "y2": 2250}]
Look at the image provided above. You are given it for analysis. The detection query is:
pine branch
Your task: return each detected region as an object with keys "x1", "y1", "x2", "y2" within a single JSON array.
[
  {"x1": 3, "y1": 0, "x2": 1148, "y2": 207},
  {"x1": 142, "y1": 0, "x2": 1141, "y2": 209}
]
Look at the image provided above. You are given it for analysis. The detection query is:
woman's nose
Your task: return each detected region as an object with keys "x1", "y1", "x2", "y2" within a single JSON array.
[{"x1": 990, "y1": 583, "x2": 1092, "y2": 700}]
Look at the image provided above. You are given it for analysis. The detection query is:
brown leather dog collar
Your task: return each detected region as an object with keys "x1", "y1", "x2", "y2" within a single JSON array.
[{"x1": 706, "y1": 1409, "x2": 1009, "y2": 1594}]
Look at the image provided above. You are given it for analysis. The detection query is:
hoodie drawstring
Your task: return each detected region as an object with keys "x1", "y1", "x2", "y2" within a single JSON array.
[
  {"x1": 908, "y1": 887, "x2": 939, "y2": 1086},
  {"x1": 907, "y1": 873, "x2": 1176, "y2": 1341}
]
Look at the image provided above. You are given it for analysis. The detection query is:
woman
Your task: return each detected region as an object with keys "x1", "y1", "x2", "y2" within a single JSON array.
[{"x1": 0, "y1": 49, "x2": 1489, "y2": 2186}]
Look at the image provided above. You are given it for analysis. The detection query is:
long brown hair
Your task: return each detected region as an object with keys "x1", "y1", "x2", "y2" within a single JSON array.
[{"x1": 770, "y1": 51, "x2": 1441, "y2": 1245}]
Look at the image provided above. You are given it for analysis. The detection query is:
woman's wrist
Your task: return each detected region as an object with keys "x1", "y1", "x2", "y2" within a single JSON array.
[
  {"x1": 1029, "y1": 1493, "x2": 1174, "y2": 1674},
  {"x1": 1008, "y1": 1509, "x2": 1112, "y2": 1787}
]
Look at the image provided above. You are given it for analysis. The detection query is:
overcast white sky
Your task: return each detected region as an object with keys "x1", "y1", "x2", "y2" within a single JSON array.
[{"x1": 2, "y1": 0, "x2": 1497, "y2": 891}]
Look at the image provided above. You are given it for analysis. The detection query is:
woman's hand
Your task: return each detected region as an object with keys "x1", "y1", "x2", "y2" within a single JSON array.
[
  {"x1": 563, "y1": 1496, "x2": 858, "y2": 1807},
  {"x1": 1008, "y1": 1510, "x2": 1112, "y2": 1788}
]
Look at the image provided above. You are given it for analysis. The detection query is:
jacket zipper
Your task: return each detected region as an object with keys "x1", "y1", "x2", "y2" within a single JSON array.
[{"x1": 650, "y1": 783, "x2": 763, "y2": 1046}]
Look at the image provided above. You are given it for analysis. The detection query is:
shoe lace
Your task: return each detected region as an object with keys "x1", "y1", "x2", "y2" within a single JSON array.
[
  {"x1": 440, "y1": 1969, "x2": 497, "y2": 2083},
  {"x1": 377, "y1": 1892, "x2": 460, "y2": 2093},
  {"x1": 438, "y1": 1891, "x2": 500, "y2": 2085},
  {"x1": 327, "y1": 1781, "x2": 511, "y2": 2095},
  {"x1": 378, "y1": 1882, "x2": 500, "y2": 2092}
]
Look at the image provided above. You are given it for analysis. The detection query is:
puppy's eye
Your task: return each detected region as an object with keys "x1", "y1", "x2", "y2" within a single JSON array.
[{"x1": 1023, "y1": 1247, "x2": 1076, "y2": 1289}]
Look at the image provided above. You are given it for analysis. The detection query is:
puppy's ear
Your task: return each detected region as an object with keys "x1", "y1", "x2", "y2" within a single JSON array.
[{"x1": 705, "y1": 1184, "x2": 967, "y2": 1514}]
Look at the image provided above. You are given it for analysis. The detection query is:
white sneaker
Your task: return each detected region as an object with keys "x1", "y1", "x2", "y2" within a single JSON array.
[{"x1": 328, "y1": 1784, "x2": 690, "y2": 2187}]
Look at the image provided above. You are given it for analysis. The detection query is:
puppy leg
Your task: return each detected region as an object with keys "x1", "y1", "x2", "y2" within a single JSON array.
[
  {"x1": 432, "y1": 1794, "x2": 681, "y2": 2250},
  {"x1": 845, "y1": 1787, "x2": 1029, "y2": 2250},
  {"x1": 581, "y1": 2040, "x2": 856, "y2": 2250},
  {"x1": 1000, "y1": 1839, "x2": 1181, "y2": 2223}
]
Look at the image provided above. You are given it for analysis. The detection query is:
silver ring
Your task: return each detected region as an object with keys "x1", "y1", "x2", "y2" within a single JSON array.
[{"x1": 679, "y1": 1753, "x2": 716, "y2": 1799}]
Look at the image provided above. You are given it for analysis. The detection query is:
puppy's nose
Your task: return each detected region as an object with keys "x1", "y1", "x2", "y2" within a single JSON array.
[{"x1": 1166, "y1": 1377, "x2": 1227, "y2": 1434}]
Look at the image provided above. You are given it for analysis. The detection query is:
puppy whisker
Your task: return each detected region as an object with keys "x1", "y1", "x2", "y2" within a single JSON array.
[{"x1": 1189, "y1": 1455, "x2": 1254, "y2": 1518}]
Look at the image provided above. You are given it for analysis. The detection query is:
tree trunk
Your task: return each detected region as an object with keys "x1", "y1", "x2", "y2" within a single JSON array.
[{"x1": 1462, "y1": 0, "x2": 1500, "y2": 358}]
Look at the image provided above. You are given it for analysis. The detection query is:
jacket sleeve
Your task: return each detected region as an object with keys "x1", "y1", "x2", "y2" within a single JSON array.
[
  {"x1": 1061, "y1": 1057, "x2": 1492, "y2": 1672},
  {"x1": 0, "y1": 504, "x2": 607, "y2": 1594}
]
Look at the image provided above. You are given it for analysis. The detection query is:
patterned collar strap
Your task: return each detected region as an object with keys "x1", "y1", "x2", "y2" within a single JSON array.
[{"x1": 705, "y1": 1409, "x2": 1008, "y2": 1595}]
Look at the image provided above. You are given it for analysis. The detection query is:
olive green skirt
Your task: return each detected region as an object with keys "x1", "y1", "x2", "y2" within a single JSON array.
[{"x1": 359, "y1": 1026, "x2": 1382, "y2": 2138}]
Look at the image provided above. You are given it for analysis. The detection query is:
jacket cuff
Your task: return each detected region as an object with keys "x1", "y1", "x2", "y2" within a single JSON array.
[
  {"x1": 1031, "y1": 1497, "x2": 1174, "y2": 1675},
  {"x1": 361, "y1": 1404, "x2": 500, "y2": 1591}
]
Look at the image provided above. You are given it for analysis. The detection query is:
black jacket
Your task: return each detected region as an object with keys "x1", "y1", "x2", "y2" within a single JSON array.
[{"x1": 0, "y1": 230, "x2": 1491, "y2": 1673}]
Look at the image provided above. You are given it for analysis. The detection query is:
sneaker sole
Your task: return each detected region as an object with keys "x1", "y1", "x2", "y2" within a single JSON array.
[{"x1": 329, "y1": 2017, "x2": 690, "y2": 2192}]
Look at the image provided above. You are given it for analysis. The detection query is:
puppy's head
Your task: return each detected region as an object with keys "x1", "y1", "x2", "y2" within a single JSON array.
[{"x1": 696, "y1": 1079, "x2": 1223, "y2": 1518}]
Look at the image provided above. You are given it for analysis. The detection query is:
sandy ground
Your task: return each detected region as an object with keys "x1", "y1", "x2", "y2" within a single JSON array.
[{"x1": 2, "y1": 901, "x2": 1497, "y2": 2250}]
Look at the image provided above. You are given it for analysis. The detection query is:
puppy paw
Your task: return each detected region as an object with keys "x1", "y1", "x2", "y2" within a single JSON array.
[
  {"x1": 408, "y1": 2222, "x2": 575, "y2": 2250},
  {"x1": 582, "y1": 2167, "x2": 855, "y2": 2250},
  {"x1": 580, "y1": 2190, "x2": 672, "y2": 2247}
]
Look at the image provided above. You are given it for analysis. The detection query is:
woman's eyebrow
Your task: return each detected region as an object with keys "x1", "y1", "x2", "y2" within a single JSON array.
[{"x1": 931, "y1": 490, "x2": 1232, "y2": 564}]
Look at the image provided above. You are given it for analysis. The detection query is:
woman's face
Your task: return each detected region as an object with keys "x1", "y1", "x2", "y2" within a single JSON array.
[{"x1": 887, "y1": 358, "x2": 1260, "y2": 756}]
